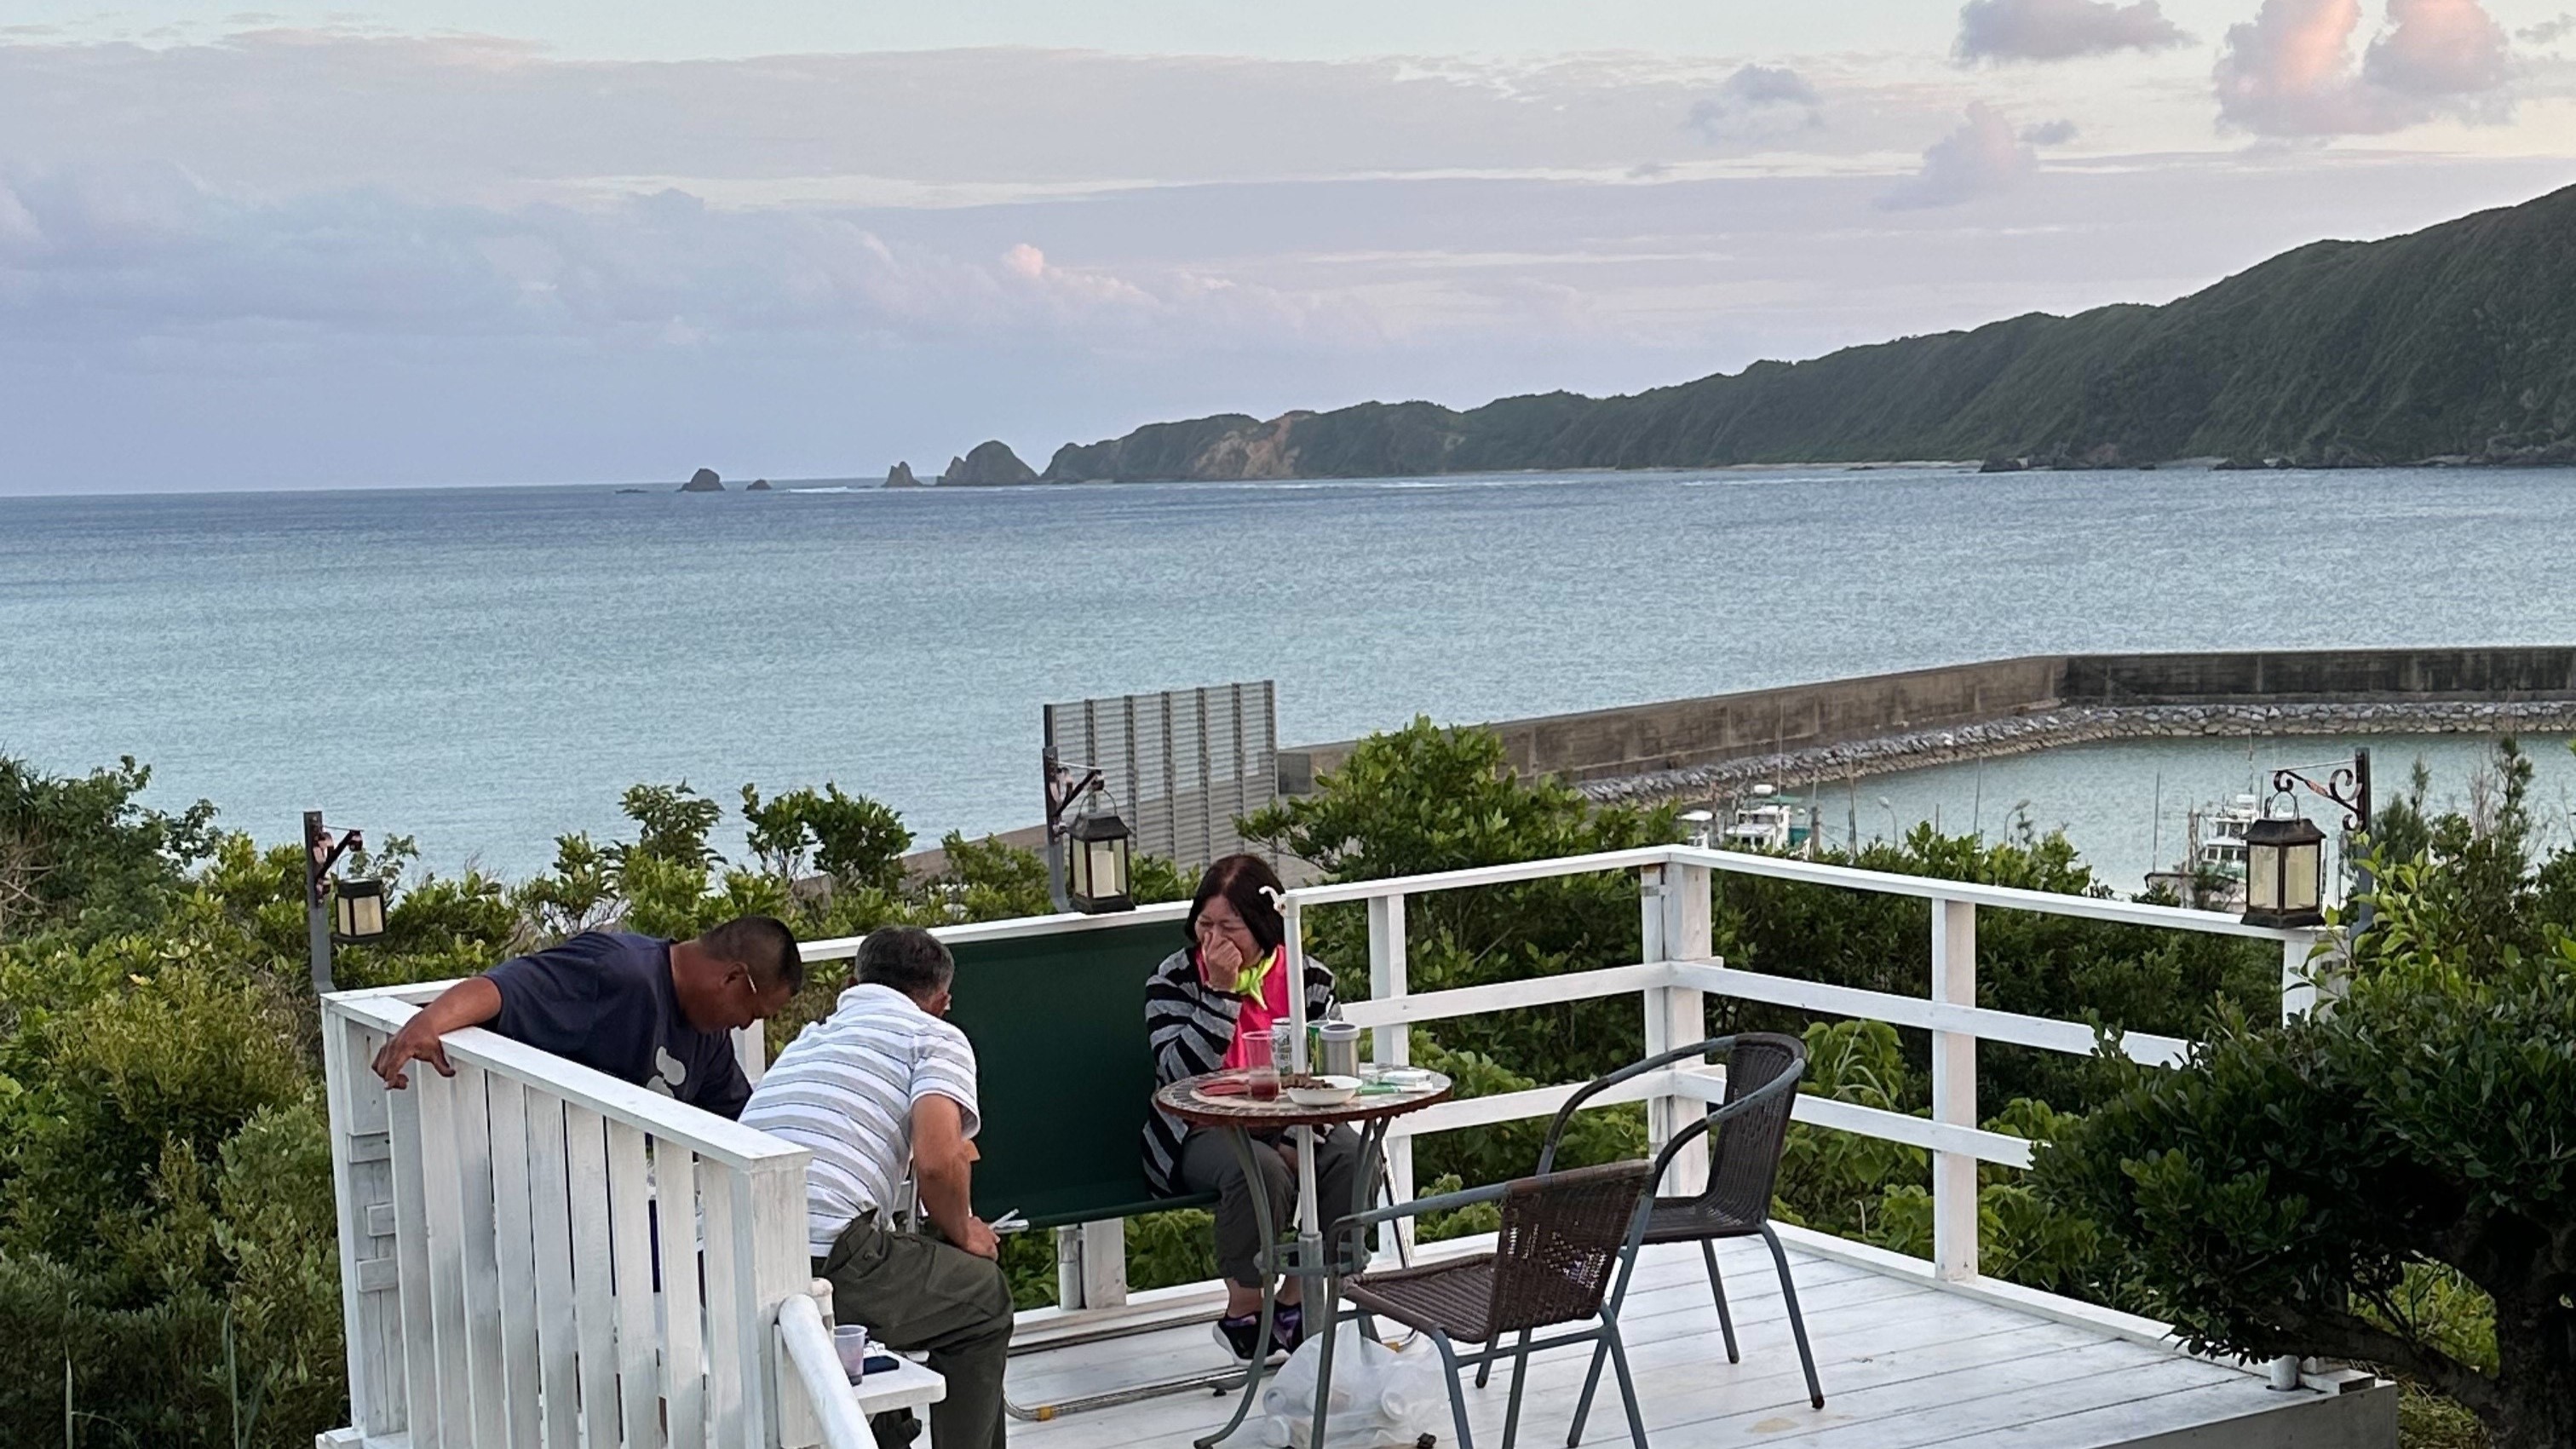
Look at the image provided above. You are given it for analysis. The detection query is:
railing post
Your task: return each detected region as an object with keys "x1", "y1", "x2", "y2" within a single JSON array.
[
  {"x1": 1640, "y1": 862, "x2": 1712, "y2": 1196},
  {"x1": 2270, "y1": 927, "x2": 2324, "y2": 1390},
  {"x1": 2280, "y1": 931, "x2": 2319, "y2": 1022},
  {"x1": 320, "y1": 998, "x2": 405, "y2": 1441},
  {"x1": 1367, "y1": 892, "x2": 1415, "y2": 1265},
  {"x1": 1929, "y1": 895, "x2": 1978, "y2": 1282},
  {"x1": 750, "y1": 1156, "x2": 821, "y2": 1448}
]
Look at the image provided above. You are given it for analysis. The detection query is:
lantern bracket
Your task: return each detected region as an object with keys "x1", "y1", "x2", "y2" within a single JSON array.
[
  {"x1": 302, "y1": 815, "x2": 367, "y2": 909},
  {"x1": 1044, "y1": 756, "x2": 1107, "y2": 842},
  {"x1": 2269, "y1": 751, "x2": 2372, "y2": 835}
]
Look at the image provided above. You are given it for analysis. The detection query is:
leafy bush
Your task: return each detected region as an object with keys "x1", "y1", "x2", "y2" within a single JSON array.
[{"x1": 2036, "y1": 747, "x2": 2576, "y2": 1449}]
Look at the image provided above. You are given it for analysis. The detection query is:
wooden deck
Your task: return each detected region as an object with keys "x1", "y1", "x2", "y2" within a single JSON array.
[{"x1": 1000, "y1": 1232, "x2": 2394, "y2": 1449}]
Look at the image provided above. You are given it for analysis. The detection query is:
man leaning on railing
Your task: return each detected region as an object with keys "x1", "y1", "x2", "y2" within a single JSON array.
[
  {"x1": 742, "y1": 925, "x2": 1013, "y2": 1449},
  {"x1": 368, "y1": 915, "x2": 805, "y2": 1118}
]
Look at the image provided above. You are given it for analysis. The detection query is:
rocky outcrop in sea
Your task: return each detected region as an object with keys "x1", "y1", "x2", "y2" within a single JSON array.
[
  {"x1": 884, "y1": 462, "x2": 923, "y2": 488},
  {"x1": 680, "y1": 468, "x2": 723, "y2": 492},
  {"x1": 940, "y1": 440, "x2": 1040, "y2": 486}
]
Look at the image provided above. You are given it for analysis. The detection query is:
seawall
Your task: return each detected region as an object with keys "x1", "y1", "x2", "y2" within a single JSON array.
[{"x1": 1276, "y1": 647, "x2": 2576, "y2": 801}]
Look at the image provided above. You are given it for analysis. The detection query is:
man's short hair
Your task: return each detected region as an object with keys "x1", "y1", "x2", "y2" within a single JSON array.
[
  {"x1": 700, "y1": 916, "x2": 805, "y2": 994},
  {"x1": 855, "y1": 926, "x2": 953, "y2": 1000}
]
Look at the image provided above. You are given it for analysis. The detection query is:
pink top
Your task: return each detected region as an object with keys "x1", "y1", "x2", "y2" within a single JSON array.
[{"x1": 1219, "y1": 946, "x2": 1291, "y2": 1070}]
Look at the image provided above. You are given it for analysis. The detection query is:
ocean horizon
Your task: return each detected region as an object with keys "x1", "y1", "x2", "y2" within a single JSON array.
[{"x1": 6, "y1": 463, "x2": 2573, "y2": 879}]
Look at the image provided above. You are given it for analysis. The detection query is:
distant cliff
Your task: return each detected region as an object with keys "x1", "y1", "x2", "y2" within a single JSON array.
[{"x1": 1044, "y1": 182, "x2": 2576, "y2": 480}]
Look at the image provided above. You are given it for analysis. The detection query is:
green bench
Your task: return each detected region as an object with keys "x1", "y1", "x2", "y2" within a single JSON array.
[{"x1": 945, "y1": 917, "x2": 1222, "y2": 1233}]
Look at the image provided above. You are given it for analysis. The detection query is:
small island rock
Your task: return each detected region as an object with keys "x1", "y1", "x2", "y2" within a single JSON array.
[
  {"x1": 885, "y1": 462, "x2": 923, "y2": 488},
  {"x1": 747, "y1": 478, "x2": 773, "y2": 492},
  {"x1": 938, "y1": 440, "x2": 1040, "y2": 486},
  {"x1": 680, "y1": 468, "x2": 724, "y2": 492}
]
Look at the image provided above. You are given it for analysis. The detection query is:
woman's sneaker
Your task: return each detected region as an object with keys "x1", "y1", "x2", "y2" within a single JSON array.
[
  {"x1": 1214, "y1": 1313, "x2": 1264, "y2": 1360},
  {"x1": 1272, "y1": 1302, "x2": 1305, "y2": 1355}
]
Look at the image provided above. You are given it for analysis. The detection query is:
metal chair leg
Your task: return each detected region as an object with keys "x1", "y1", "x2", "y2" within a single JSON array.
[
  {"x1": 1430, "y1": 1331, "x2": 1476, "y2": 1449},
  {"x1": 1196, "y1": 1128, "x2": 1284, "y2": 1449},
  {"x1": 1308, "y1": 1283, "x2": 1342, "y2": 1449},
  {"x1": 1475, "y1": 1353, "x2": 1494, "y2": 1389},
  {"x1": 1701, "y1": 1238, "x2": 1739, "y2": 1363},
  {"x1": 1760, "y1": 1224, "x2": 1825, "y2": 1409},
  {"x1": 1567, "y1": 1234, "x2": 1645, "y2": 1443},
  {"x1": 1601, "y1": 1322, "x2": 1649, "y2": 1449},
  {"x1": 1498, "y1": 1329, "x2": 1533, "y2": 1449}
]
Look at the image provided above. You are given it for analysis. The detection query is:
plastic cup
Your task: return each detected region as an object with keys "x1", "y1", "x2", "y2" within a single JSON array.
[{"x1": 834, "y1": 1324, "x2": 870, "y2": 1382}]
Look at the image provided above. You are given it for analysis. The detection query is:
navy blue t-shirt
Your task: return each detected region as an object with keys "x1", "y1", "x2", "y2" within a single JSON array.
[{"x1": 484, "y1": 930, "x2": 751, "y2": 1120}]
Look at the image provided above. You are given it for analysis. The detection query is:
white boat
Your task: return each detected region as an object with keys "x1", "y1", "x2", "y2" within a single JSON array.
[
  {"x1": 1704, "y1": 784, "x2": 1818, "y2": 855},
  {"x1": 2146, "y1": 793, "x2": 2257, "y2": 907}
]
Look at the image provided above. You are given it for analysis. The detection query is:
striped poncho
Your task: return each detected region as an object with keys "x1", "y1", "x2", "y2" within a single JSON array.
[{"x1": 1141, "y1": 946, "x2": 1337, "y2": 1196}]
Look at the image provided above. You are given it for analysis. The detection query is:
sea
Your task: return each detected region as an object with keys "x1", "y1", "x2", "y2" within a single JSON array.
[{"x1": 5, "y1": 465, "x2": 2574, "y2": 888}]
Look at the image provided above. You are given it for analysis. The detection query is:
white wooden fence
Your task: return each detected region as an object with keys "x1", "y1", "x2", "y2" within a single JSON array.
[
  {"x1": 800, "y1": 842, "x2": 2320, "y2": 1300},
  {"x1": 322, "y1": 841, "x2": 2321, "y2": 1446},
  {"x1": 319, "y1": 984, "x2": 837, "y2": 1449}
]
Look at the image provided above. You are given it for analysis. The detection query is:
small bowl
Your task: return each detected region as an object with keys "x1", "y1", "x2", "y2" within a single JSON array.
[{"x1": 1286, "y1": 1075, "x2": 1362, "y2": 1107}]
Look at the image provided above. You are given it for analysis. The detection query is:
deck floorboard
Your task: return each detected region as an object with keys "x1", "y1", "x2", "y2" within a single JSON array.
[{"x1": 1000, "y1": 1241, "x2": 2360, "y2": 1449}]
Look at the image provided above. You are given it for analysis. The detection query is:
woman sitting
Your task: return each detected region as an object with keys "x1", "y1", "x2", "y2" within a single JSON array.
[{"x1": 1142, "y1": 853, "x2": 1365, "y2": 1360}]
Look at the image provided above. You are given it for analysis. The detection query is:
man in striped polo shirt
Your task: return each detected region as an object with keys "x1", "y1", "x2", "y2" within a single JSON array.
[{"x1": 743, "y1": 926, "x2": 1011, "y2": 1449}]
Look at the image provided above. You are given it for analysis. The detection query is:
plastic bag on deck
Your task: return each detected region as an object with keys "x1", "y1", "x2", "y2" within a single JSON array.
[{"x1": 1254, "y1": 1327, "x2": 1449, "y2": 1449}]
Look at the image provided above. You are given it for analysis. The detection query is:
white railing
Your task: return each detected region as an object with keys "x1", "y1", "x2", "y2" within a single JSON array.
[
  {"x1": 319, "y1": 986, "x2": 838, "y2": 1449},
  {"x1": 319, "y1": 840, "x2": 2318, "y2": 1446},
  {"x1": 803, "y1": 842, "x2": 2317, "y2": 1293}
]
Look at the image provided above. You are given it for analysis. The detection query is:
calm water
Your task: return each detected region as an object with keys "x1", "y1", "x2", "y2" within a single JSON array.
[{"x1": 3, "y1": 466, "x2": 2571, "y2": 878}]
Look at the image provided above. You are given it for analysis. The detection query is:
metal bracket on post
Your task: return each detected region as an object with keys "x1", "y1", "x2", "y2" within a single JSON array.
[{"x1": 1929, "y1": 896, "x2": 1979, "y2": 1283}]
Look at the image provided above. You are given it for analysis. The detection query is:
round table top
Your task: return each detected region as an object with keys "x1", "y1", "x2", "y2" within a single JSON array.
[{"x1": 1154, "y1": 1069, "x2": 1454, "y2": 1130}]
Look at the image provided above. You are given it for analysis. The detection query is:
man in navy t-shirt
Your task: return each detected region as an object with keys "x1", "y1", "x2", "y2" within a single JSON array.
[{"x1": 371, "y1": 916, "x2": 804, "y2": 1119}]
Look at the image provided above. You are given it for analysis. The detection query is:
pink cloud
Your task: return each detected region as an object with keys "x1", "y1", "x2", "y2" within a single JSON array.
[
  {"x1": 2216, "y1": 0, "x2": 2517, "y2": 135},
  {"x1": 1876, "y1": 103, "x2": 2039, "y2": 210},
  {"x1": 2365, "y1": 0, "x2": 2511, "y2": 95}
]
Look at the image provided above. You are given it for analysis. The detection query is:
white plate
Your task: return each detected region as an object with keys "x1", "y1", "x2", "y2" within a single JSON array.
[{"x1": 1286, "y1": 1075, "x2": 1362, "y2": 1107}]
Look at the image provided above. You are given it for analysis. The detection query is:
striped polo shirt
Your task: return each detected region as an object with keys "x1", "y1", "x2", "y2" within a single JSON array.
[{"x1": 741, "y1": 982, "x2": 982, "y2": 1256}]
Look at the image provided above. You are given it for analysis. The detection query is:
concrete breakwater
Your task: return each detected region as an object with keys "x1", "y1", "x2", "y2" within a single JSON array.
[
  {"x1": 1278, "y1": 647, "x2": 2576, "y2": 798},
  {"x1": 1578, "y1": 699, "x2": 2576, "y2": 806}
]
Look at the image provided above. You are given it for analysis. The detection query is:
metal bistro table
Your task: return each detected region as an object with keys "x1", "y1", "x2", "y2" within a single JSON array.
[{"x1": 1154, "y1": 1067, "x2": 1453, "y2": 1449}]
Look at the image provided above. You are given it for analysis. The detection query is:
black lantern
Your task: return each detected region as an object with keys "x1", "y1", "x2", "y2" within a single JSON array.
[
  {"x1": 333, "y1": 877, "x2": 388, "y2": 941},
  {"x1": 1066, "y1": 786, "x2": 1134, "y2": 913},
  {"x1": 2242, "y1": 807, "x2": 2326, "y2": 928}
]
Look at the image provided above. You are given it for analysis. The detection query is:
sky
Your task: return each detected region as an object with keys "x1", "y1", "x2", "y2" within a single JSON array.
[{"x1": 4, "y1": 0, "x2": 2574, "y2": 492}]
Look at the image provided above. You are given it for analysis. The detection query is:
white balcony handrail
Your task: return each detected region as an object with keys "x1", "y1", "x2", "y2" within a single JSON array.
[
  {"x1": 778, "y1": 1292, "x2": 874, "y2": 1449},
  {"x1": 322, "y1": 835, "x2": 2327, "y2": 1440},
  {"x1": 331, "y1": 993, "x2": 805, "y2": 1172},
  {"x1": 321, "y1": 991, "x2": 822, "y2": 1449}
]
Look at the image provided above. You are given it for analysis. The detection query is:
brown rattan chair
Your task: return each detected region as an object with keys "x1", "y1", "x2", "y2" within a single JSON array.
[
  {"x1": 1530, "y1": 1033, "x2": 1821, "y2": 1442},
  {"x1": 1318, "y1": 1159, "x2": 1657, "y2": 1449}
]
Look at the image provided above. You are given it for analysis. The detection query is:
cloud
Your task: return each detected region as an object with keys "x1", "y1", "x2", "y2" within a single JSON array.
[
  {"x1": 0, "y1": 162, "x2": 1344, "y2": 358},
  {"x1": 2365, "y1": 0, "x2": 2512, "y2": 95},
  {"x1": 2216, "y1": 0, "x2": 2516, "y2": 135},
  {"x1": 1955, "y1": 0, "x2": 2192, "y2": 61},
  {"x1": 1876, "y1": 103, "x2": 2041, "y2": 210},
  {"x1": 1685, "y1": 65, "x2": 1825, "y2": 143},
  {"x1": 2022, "y1": 118, "x2": 2083, "y2": 144},
  {"x1": 2521, "y1": 13, "x2": 2575, "y2": 44}
]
